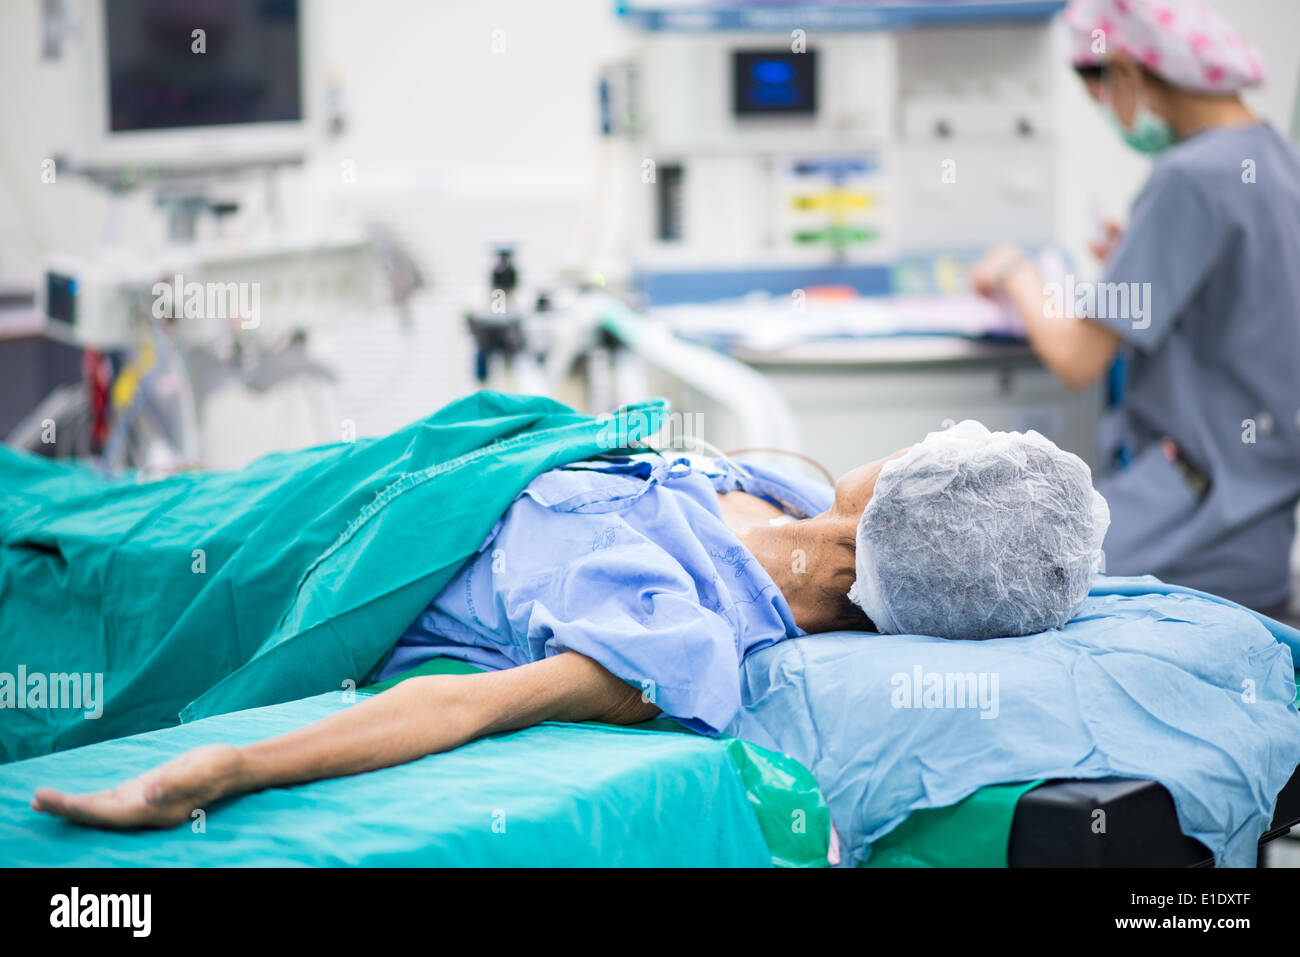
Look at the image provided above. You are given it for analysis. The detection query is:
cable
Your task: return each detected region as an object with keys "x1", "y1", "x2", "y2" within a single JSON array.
[
  {"x1": 724, "y1": 446, "x2": 835, "y2": 485},
  {"x1": 640, "y1": 432, "x2": 755, "y2": 479}
]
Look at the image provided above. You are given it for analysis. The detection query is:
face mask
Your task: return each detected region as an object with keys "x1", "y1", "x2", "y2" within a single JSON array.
[
  {"x1": 1103, "y1": 103, "x2": 1177, "y2": 154},
  {"x1": 1100, "y1": 79, "x2": 1177, "y2": 155}
]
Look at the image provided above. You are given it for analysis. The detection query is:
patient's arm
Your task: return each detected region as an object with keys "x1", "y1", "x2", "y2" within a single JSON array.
[{"x1": 31, "y1": 652, "x2": 660, "y2": 830}]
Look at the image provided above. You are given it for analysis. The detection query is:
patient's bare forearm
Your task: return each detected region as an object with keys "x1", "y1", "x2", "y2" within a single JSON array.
[
  {"x1": 32, "y1": 652, "x2": 660, "y2": 830},
  {"x1": 234, "y1": 673, "x2": 488, "y2": 792},
  {"x1": 239, "y1": 652, "x2": 657, "y2": 792}
]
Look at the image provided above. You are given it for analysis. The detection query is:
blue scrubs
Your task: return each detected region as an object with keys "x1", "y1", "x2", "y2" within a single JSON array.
[
  {"x1": 1092, "y1": 123, "x2": 1300, "y2": 609},
  {"x1": 373, "y1": 455, "x2": 835, "y2": 734}
]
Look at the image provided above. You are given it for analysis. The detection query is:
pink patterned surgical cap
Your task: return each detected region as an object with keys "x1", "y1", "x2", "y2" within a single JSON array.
[{"x1": 1064, "y1": 0, "x2": 1266, "y2": 93}]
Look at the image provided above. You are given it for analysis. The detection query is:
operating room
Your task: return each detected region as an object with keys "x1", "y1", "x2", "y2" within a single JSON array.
[{"x1": 3, "y1": 0, "x2": 1300, "y2": 901}]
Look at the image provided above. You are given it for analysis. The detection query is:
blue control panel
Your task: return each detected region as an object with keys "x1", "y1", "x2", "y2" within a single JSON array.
[{"x1": 617, "y1": 1, "x2": 1067, "y2": 33}]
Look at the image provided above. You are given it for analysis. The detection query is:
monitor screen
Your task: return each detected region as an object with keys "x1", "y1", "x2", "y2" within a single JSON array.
[
  {"x1": 732, "y1": 49, "x2": 818, "y2": 117},
  {"x1": 105, "y1": 0, "x2": 302, "y2": 133}
]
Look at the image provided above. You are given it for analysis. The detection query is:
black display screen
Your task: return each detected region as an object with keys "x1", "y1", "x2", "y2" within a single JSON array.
[
  {"x1": 105, "y1": 0, "x2": 302, "y2": 132},
  {"x1": 46, "y1": 273, "x2": 77, "y2": 326},
  {"x1": 732, "y1": 49, "x2": 818, "y2": 117}
]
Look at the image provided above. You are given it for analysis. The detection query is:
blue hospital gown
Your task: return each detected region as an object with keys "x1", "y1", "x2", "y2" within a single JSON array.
[{"x1": 372, "y1": 455, "x2": 835, "y2": 734}]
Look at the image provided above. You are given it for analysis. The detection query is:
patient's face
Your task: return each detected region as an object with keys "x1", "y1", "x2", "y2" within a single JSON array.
[{"x1": 829, "y1": 447, "x2": 911, "y2": 525}]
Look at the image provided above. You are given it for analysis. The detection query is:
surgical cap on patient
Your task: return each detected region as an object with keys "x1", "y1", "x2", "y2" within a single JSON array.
[{"x1": 848, "y1": 420, "x2": 1110, "y2": 641}]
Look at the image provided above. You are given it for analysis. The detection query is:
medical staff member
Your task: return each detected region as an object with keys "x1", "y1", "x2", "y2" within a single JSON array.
[{"x1": 971, "y1": 0, "x2": 1300, "y2": 614}]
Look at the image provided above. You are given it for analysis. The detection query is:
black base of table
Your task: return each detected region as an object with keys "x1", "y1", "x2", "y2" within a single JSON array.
[{"x1": 1008, "y1": 767, "x2": 1300, "y2": 867}]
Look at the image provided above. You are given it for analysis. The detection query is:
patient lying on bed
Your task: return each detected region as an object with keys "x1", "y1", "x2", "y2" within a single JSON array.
[{"x1": 32, "y1": 420, "x2": 1107, "y2": 829}]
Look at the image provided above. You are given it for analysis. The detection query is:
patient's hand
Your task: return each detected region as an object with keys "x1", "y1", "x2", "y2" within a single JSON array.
[{"x1": 31, "y1": 744, "x2": 243, "y2": 830}]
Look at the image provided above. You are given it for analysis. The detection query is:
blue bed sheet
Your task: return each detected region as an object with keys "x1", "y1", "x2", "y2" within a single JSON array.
[
  {"x1": 0, "y1": 693, "x2": 772, "y2": 867},
  {"x1": 727, "y1": 576, "x2": 1300, "y2": 867}
]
